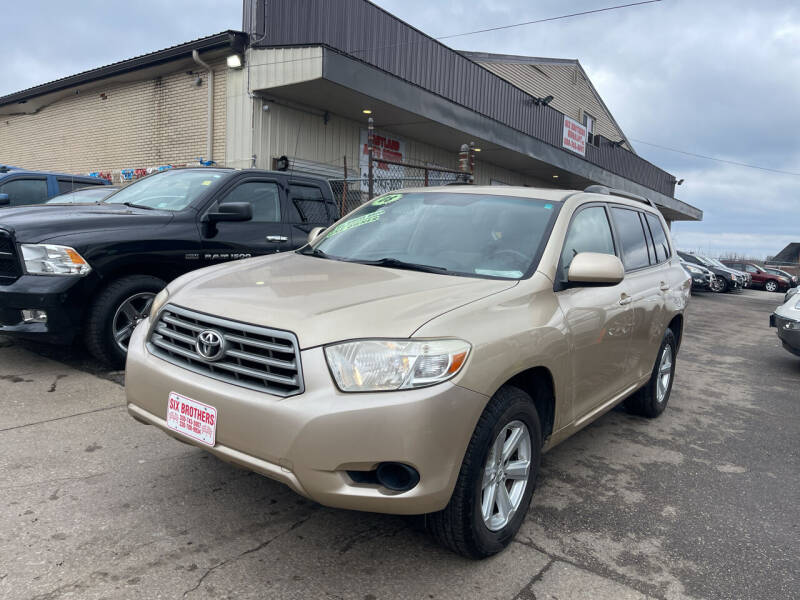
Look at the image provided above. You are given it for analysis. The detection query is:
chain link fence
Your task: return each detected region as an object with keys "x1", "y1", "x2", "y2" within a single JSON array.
[{"x1": 329, "y1": 159, "x2": 469, "y2": 215}]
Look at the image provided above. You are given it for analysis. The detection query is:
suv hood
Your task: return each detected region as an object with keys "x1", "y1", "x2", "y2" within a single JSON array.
[
  {"x1": 166, "y1": 252, "x2": 518, "y2": 349},
  {"x1": 0, "y1": 204, "x2": 172, "y2": 243}
]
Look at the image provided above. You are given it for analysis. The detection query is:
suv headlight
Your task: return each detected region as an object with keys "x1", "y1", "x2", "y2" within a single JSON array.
[
  {"x1": 149, "y1": 288, "x2": 170, "y2": 319},
  {"x1": 20, "y1": 244, "x2": 91, "y2": 276},
  {"x1": 324, "y1": 339, "x2": 471, "y2": 392}
]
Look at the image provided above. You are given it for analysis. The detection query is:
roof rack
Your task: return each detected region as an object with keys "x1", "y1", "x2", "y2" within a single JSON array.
[{"x1": 584, "y1": 185, "x2": 656, "y2": 208}]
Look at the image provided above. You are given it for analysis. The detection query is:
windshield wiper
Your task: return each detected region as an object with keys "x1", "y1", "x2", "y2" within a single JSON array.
[
  {"x1": 117, "y1": 202, "x2": 155, "y2": 210},
  {"x1": 299, "y1": 246, "x2": 330, "y2": 258},
  {"x1": 348, "y1": 257, "x2": 449, "y2": 274}
]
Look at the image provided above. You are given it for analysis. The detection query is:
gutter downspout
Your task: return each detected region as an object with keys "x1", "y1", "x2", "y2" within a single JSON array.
[{"x1": 192, "y1": 50, "x2": 214, "y2": 162}]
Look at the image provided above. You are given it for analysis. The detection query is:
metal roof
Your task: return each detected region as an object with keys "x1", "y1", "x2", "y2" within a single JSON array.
[{"x1": 0, "y1": 31, "x2": 247, "y2": 108}]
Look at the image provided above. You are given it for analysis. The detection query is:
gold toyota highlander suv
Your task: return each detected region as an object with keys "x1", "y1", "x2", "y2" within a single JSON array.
[{"x1": 126, "y1": 185, "x2": 690, "y2": 558}]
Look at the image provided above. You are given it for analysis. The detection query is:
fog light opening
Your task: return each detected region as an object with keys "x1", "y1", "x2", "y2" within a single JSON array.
[
  {"x1": 375, "y1": 462, "x2": 420, "y2": 492},
  {"x1": 21, "y1": 309, "x2": 47, "y2": 323}
]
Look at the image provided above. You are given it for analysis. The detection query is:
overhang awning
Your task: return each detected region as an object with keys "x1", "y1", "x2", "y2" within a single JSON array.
[{"x1": 249, "y1": 47, "x2": 701, "y2": 222}]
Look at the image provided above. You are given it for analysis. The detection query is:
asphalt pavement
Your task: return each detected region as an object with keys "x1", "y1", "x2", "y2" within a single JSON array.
[{"x1": 0, "y1": 289, "x2": 797, "y2": 600}]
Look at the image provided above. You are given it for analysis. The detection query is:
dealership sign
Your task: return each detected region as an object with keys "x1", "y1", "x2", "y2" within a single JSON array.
[
  {"x1": 562, "y1": 116, "x2": 587, "y2": 156},
  {"x1": 360, "y1": 129, "x2": 407, "y2": 193}
]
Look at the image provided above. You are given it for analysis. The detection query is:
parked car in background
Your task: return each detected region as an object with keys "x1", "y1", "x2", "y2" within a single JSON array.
[
  {"x1": 681, "y1": 259, "x2": 715, "y2": 291},
  {"x1": 770, "y1": 294, "x2": 800, "y2": 357},
  {"x1": 0, "y1": 165, "x2": 109, "y2": 207},
  {"x1": 721, "y1": 260, "x2": 789, "y2": 292},
  {"x1": 785, "y1": 287, "x2": 799, "y2": 304},
  {"x1": 764, "y1": 267, "x2": 798, "y2": 288},
  {"x1": 126, "y1": 185, "x2": 690, "y2": 558},
  {"x1": 45, "y1": 186, "x2": 120, "y2": 204},
  {"x1": 678, "y1": 251, "x2": 742, "y2": 292},
  {"x1": 711, "y1": 258, "x2": 750, "y2": 288},
  {"x1": 0, "y1": 168, "x2": 338, "y2": 366}
]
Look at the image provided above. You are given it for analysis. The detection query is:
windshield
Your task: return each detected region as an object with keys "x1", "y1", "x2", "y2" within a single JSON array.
[
  {"x1": 46, "y1": 187, "x2": 117, "y2": 204},
  {"x1": 104, "y1": 169, "x2": 226, "y2": 211},
  {"x1": 304, "y1": 191, "x2": 560, "y2": 279},
  {"x1": 708, "y1": 258, "x2": 727, "y2": 268}
]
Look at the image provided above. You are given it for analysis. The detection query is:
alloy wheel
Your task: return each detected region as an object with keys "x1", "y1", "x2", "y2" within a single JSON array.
[
  {"x1": 112, "y1": 292, "x2": 155, "y2": 353},
  {"x1": 765, "y1": 281, "x2": 777, "y2": 292},
  {"x1": 481, "y1": 420, "x2": 531, "y2": 532},
  {"x1": 656, "y1": 345, "x2": 673, "y2": 403}
]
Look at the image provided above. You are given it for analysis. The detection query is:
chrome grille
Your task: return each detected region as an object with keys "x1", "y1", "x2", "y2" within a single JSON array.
[
  {"x1": 148, "y1": 304, "x2": 304, "y2": 397},
  {"x1": 0, "y1": 229, "x2": 21, "y2": 285}
]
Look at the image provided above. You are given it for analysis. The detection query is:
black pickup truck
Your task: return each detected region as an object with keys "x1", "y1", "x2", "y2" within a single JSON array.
[{"x1": 0, "y1": 168, "x2": 339, "y2": 365}]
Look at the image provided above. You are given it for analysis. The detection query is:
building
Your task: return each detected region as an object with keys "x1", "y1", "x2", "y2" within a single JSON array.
[
  {"x1": 772, "y1": 243, "x2": 800, "y2": 265},
  {"x1": 0, "y1": 0, "x2": 701, "y2": 223}
]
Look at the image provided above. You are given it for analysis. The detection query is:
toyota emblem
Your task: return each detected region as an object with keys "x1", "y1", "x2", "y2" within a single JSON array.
[{"x1": 195, "y1": 329, "x2": 226, "y2": 362}]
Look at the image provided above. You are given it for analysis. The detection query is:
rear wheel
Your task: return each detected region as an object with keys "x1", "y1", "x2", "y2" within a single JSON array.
[
  {"x1": 428, "y1": 385, "x2": 542, "y2": 558},
  {"x1": 85, "y1": 275, "x2": 165, "y2": 368},
  {"x1": 625, "y1": 329, "x2": 676, "y2": 418},
  {"x1": 765, "y1": 280, "x2": 778, "y2": 292}
]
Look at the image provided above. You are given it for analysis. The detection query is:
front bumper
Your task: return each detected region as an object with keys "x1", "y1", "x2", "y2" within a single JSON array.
[
  {"x1": 0, "y1": 274, "x2": 93, "y2": 343},
  {"x1": 125, "y1": 321, "x2": 489, "y2": 514},
  {"x1": 771, "y1": 313, "x2": 800, "y2": 357}
]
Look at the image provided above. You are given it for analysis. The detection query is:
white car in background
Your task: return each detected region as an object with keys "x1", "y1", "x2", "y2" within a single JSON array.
[{"x1": 770, "y1": 294, "x2": 800, "y2": 357}]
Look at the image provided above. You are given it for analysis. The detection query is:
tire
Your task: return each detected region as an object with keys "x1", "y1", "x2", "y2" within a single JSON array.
[
  {"x1": 428, "y1": 385, "x2": 542, "y2": 558},
  {"x1": 625, "y1": 329, "x2": 677, "y2": 418},
  {"x1": 85, "y1": 275, "x2": 165, "y2": 368},
  {"x1": 765, "y1": 280, "x2": 778, "y2": 293},
  {"x1": 717, "y1": 277, "x2": 729, "y2": 293}
]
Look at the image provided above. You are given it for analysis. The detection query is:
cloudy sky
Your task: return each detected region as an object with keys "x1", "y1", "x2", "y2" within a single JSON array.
[{"x1": 1, "y1": 0, "x2": 798, "y2": 258}]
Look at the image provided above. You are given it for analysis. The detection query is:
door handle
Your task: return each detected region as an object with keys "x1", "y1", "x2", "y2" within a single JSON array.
[
  {"x1": 619, "y1": 294, "x2": 633, "y2": 306},
  {"x1": 659, "y1": 282, "x2": 670, "y2": 291},
  {"x1": 266, "y1": 235, "x2": 288, "y2": 242}
]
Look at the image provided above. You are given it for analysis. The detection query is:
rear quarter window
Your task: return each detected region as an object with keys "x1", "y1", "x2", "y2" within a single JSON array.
[{"x1": 645, "y1": 212, "x2": 670, "y2": 262}]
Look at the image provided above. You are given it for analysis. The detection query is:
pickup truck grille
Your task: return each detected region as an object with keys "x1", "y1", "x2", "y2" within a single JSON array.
[
  {"x1": 148, "y1": 304, "x2": 304, "y2": 397},
  {"x1": 0, "y1": 229, "x2": 21, "y2": 285}
]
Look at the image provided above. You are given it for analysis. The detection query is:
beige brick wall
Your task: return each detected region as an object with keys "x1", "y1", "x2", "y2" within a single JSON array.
[{"x1": 0, "y1": 59, "x2": 227, "y2": 177}]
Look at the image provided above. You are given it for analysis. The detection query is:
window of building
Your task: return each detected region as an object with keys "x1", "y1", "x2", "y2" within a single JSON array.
[
  {"x1": 583, "y1": 112, "x2": 596, "y2": 145},
  {"x1": 611, "y1": 207, "x2": 650, "y2": 271},
  {"x1": 560, "y1": 206, "x2": 616, "y2": 280},
  {"x1": 0, "y1": 178, "x2": 48, "y2": 206}
]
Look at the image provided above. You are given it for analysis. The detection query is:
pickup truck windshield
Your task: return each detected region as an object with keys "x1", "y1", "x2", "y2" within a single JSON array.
[
  {"x1": 104, "y1": 170, "x2": 225, "y2": 211},
  {"x1": 305, "y1": 191, "x2": 560, "y2": 280}
]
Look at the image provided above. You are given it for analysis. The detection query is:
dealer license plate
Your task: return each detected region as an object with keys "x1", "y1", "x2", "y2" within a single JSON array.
[{"x1": 166, "y1": 391, "x2": 217, "y2": 447}]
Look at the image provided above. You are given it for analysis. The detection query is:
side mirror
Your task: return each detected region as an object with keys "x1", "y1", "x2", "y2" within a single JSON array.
[
  {"x1": 307, "y1": 226, "x2": 326, "y2": 244},
  {"x1": 206, "y1": 202, "x2": 252, "y2": 223},
  {"x1": 0, "y1": 193, "x2": 9, "y2": 207},
  {"x1": 568, "y1": 252, "x2": 625, "y2": 285}
]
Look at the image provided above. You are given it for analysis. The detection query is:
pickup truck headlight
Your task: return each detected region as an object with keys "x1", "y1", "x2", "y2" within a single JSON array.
[
  {"x1": 324, "y1": 339, "x2": 471, "y2": 392},
  {"x1": 20, "y1": 244, "x2": 91, "y2": 276}
]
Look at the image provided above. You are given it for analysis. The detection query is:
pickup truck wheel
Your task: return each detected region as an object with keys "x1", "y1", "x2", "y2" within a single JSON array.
[
  {"x1": 428, "y1": 385, "x2": 542, "y2": 558},
  {"x1": 625, "y1": 329, "x2": 677, "y2": 419},
  {"x1": 85, "y1": 275, "x2": 165, "y2": 368},
  {"x1": 765, "y1": 280, "x2": 778, "y2": 292}
]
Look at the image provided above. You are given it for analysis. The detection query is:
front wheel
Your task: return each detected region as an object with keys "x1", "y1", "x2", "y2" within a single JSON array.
[
  {"x1": 85, "y1": 275, "x2": 166, "y2": 368},
  {"x1": 765, "y1": 280, "x2": 778, "y2": 292},
  {"x1": 717, "y1": 277, "x2": 730, "y2": 293},
  {"x1": 428, "y1": 385, "x2": 542, "y2": 558}
]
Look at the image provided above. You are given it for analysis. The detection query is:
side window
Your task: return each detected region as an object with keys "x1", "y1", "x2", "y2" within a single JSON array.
[
  {"x1": 640, "y1": 213, "x2": 657, "y2": 265},
  {"x1": 645, "y1": 213, "x2": 670, "y2": 263},
  {"x1": 288, "y1": 184, "x2": 330, "y2": 224},
  {"x1": 610, "y1": 207, "x2": 650, "y2": 271},
  {"x1": 744, "y1": 265, "x2": 758, "y2": 274},
  {"x1": 560, "y1": 206, "x2": 615, "y2": 280},
  {"x1": 0, "y1": 178, "x2": 48, "y2": 206},
  {"x1": 220, "y1": 181, "x2": 281, "y2": 223}
]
